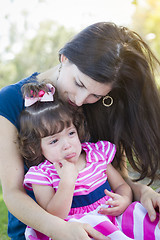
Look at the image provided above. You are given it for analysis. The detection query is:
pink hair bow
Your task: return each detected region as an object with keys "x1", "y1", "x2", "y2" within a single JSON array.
[{"x1": 24, "y1": 83, "x2": 55, "y2": 107}]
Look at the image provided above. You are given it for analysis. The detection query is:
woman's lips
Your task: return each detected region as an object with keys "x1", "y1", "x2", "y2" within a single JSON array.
[{"x1": 68, "y1": 99, "x2": 77, "y2": 107}]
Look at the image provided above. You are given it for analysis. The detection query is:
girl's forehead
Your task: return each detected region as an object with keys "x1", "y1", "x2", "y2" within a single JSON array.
[
  {"x1": 40, "y1": 117, "x2": 73, "y2": 135},
  {"x1": 41, "y1": 124, "x2": 75, "y2": 140}
]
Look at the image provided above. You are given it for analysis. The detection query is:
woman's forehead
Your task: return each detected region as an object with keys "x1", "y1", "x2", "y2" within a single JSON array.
[{"x1": 79, "y1": 72, "x2": 112, "y2": 96}]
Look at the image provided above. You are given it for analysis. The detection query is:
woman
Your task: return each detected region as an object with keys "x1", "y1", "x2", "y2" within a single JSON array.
[{"x1": 0, "y1": 22, "x2": 160, "y2": 240}]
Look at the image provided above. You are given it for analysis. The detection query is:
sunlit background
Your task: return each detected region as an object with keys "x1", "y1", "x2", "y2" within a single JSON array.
[{"x1": 0, "y1": 0, "x2": 160, "y2": 88}]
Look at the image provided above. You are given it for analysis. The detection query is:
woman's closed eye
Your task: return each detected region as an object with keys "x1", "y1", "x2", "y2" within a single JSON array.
[
  {"x1": 75, "y1": 78, "x2": 103, "y2": 100},
  {"x1": 93, "y1": 94, "x2": 102, "y2": 99},
  {"x1": 75, "y1": 77, "x2": 85, "y2": 88},
  {"x1": 75, "y1": 80, "x2": 83, "y2": 88}
]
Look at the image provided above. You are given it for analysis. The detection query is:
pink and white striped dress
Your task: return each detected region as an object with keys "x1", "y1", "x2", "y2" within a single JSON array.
[{"x1": 24, "y1": 141, "x2": 160, "y2": 240}]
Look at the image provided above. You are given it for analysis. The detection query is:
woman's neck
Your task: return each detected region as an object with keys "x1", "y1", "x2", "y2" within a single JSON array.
[{"x1": 37, "y1": 64, "x2": 61, "y2": 87}]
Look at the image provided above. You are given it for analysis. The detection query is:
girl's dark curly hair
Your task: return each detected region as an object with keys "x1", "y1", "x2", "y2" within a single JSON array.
[{"x1": 18, "y1": 81, "x2": 89, "y2": 168}]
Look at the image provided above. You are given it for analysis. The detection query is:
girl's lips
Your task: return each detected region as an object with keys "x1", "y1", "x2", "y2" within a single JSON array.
[{"x1": 65, "y1": 153, "x2": 76, "y2": 159}]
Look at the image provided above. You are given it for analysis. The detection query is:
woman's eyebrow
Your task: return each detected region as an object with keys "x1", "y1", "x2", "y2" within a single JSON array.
[
  {"x1": 77, "y1": 76, "x2": 86, "y2": 88},
  {"x1": 78, "y1": 77, "x2": 104, "y2": 97}
]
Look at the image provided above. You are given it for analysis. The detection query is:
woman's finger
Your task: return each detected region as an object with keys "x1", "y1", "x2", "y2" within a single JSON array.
[{"x1": 83, "y1": 223, "x2": 110, "y2": 240}]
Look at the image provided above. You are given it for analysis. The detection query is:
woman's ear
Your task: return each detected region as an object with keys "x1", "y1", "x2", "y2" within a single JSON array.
[{"x1": 60, "y1": 54, "x2": 68, "y2": 63}]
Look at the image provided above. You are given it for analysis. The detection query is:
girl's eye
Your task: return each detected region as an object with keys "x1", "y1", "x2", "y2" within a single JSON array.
[
  {"x1": 50, "y1": 139, "x2": 58, "y2": 144},
  {"x1": 69, "y1": 131, "x2": 75, "y2": 136}
]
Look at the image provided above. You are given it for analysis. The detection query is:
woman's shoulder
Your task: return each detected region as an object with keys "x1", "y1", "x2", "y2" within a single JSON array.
[
  {"x1": 0, "y1": 72, "x2": 39, "y2": 98},
  {"x1": 0, "y1": 72, "x2": 39, "y2": 93},
  {"x1": 0, "y1": 72, "x2": 39, "y2": 128},
  {"x1": 36, "y1": 67, "x2": 57, "y2": 82}
]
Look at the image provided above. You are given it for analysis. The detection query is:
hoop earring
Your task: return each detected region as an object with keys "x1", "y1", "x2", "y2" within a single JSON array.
[{"x1": 102, "y1": 95, "x2": 113, "y2": 107}]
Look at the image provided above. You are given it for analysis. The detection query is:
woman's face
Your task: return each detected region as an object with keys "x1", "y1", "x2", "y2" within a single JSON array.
[{"x1": 56, "y1": 57, "x2": 112, "y2": 107}]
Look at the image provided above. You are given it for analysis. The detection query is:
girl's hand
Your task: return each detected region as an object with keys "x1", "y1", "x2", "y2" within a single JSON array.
[
  {"x1": 140, "y1": 186, "x2": 160, "y2": 228},
  {"x1": 57, "y1": 221, "x2": 110, "y2": 240},
  {"x1": 98, "y1": 189, "x2": 131, "y2": 216},
  {"x1": 54, "y1": 159, "x2": 78, "y2": 181}
]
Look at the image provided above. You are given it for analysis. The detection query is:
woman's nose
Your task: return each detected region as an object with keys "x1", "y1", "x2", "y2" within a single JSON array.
[{"x1": 75, "y1": 92, "x2": 88, "y2": 106}]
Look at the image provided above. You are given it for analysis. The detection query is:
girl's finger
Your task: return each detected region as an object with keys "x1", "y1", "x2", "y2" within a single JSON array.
[{"x1": 104, "y1": 189, "x2": 117, "y2": 198}]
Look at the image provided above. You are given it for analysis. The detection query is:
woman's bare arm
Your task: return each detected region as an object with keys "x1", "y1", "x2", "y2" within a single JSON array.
[
  {"x1": 0, "y1": 116, "x2": 59, "y2": 237},
  {"x1": 125, "y1": 177, "x2": 160, "y2": 225}
]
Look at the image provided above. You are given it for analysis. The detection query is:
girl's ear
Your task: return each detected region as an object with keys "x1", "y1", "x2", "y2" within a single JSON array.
[{"x1": 60, "y1": 54, "x2": 68, "y2": 63}]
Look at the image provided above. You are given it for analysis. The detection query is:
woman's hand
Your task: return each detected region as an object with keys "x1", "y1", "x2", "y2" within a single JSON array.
[
  {"x1": 125, "y1": 177, "x2": 160, "y2": 228},
  {"x1": 54, "y1": 221, "x2": 110, "y2": 240},
  {"x1": 98, "y1": 189, "x2": 131, "y2": 216},
  {"x1": 140, "y1": 186, "x2": 160, "y2": 227}
]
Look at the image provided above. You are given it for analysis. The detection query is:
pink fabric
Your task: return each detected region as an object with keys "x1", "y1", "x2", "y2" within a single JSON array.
[
  {"x1": 143, "y1": 212, "x2": 159, "y2": 240},
  {"x1": 121, "y1": 201, "x2": 136, "y2": 238},
  {"x1": 94, "y1": 220, "x2": 119, "y2": 236},
  {"x1": 24, "y1": 141, "x2": 116, "y2": 195}
]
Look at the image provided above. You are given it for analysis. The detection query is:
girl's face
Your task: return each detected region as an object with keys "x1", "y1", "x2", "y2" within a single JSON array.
[
  {"x1": 41, "y1": 124, "x2": 82, "y2": 164},
  {"x1": 56, "y1": 56, "x2": 112, "y2": 107}
]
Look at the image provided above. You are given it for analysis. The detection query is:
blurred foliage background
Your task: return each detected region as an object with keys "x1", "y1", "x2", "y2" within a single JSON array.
[
  {"x1": 0, "y1": 0, "x2": 160, "y2": 89},
  {"x1": 0, "y1": 21, "x2": 75, "y2": 88}
]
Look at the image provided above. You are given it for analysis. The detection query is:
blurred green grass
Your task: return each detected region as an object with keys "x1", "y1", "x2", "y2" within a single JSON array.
[{"x1": 0, "y1": 184, "x2": 9, "y2": 240}]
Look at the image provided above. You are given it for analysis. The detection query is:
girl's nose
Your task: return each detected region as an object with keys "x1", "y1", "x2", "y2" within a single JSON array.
[{"x1": 63, "y1": 140, "x2": 71, "y2": 150}]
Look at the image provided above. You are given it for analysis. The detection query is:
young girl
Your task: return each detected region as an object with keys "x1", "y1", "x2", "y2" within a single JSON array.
[{"x1": 19, "y1": 82, "x2": 160, "y2": 240}]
